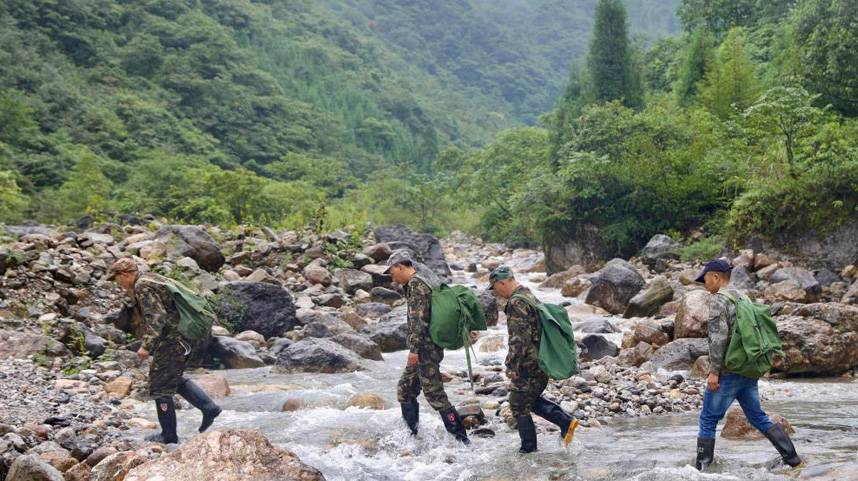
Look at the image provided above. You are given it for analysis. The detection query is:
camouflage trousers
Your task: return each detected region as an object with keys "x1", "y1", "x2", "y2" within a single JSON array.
[
  {"x1": 148, "y1": 334, "x2": 189, "y2": 398},
  {"x1": 396, "y1": 345, "x2": 453, "y2": 412},
  {"x1": 509, "y1": 367, "x2": 549, "y2": 417}
]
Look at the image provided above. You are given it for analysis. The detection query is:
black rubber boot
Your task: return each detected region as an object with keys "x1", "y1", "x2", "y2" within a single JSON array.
[
  {"x1": 532, "y1": 397, "x2": 579, "y2": 447},
  {"x1": 440, "y1": 407, "x2": 470, "y2": 445},
  {"x1": 764, "y1": 425, "x2": 802, "y2": 467},
  {"x1": 695, "y1": 437, "x2": 715, "y2": 472},
  {"x1": 516, "y1": 415, "x2": 538, "y2": 453},
  {"x1": 145, "y1": 397, "x2": 178, "y2": 444},
  {"x1": 177, "y1": 378, "x2": 222, "y2": 433},
  {"x1": 400, "y1": 400, "x2": 419, "y2": 435}
]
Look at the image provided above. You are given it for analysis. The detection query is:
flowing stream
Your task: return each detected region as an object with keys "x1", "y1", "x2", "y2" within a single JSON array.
[{"x1": 138, "y1": 262, "x2": 858, "y2": 480}]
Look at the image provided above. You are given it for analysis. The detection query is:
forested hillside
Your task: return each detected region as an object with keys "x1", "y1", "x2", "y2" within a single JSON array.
[{"x1": 0, "y1": 0, "x2": 677, "y2": 228}]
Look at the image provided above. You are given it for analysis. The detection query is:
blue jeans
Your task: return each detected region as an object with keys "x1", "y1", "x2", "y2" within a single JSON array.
[{"x1": 698, "y1": 372, "x2": 774, "y2": 439}]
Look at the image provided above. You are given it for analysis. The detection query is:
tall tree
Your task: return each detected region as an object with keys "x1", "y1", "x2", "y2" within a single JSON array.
[
  {"x1": 674, "y1": 28, "x2": 715, "y2": 107},
  {"x1": 587, "y1": 0, "x2": 643, "y2": 110},
  {"x1": 699, "y1": 27, "x2": 760, "y2": 120}
]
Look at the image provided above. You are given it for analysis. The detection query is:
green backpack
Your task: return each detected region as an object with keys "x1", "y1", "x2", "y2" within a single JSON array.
[
  {"x1": 140, "y1": 275, "x2": 215, "y2": 345},
  {"x1": 511, "y1": 295, "x2": 579, "y2": 380},
  {"x1": 428, "y1": 283, "x2": 488, "y2": 388},
  {"x1": 719, "y1": 292, "x2": 784, "y2": 379}
]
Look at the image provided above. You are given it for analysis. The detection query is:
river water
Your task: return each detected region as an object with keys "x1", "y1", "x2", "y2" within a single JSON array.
[{"x1": 150, "y1": 260, "x2": 858, "y2": 480}]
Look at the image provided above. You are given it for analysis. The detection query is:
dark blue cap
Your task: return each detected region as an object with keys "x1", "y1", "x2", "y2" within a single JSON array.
[{"x1": 695, "y1": 259, "x2": 732, "y2": 283}]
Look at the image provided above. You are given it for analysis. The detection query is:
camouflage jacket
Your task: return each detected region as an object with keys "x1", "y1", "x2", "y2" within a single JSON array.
[
  {"x1": 504, "y1": 286, "x2": 542, "y2": 376},
  {"x1": 405, "y1": 275, "x2": 436, "y2": 354},
  {"x1": 707, "y1": 288, "x2": 740, "y2": 375},
  {"x1": 131, "y1": 273, "x2": 181, "y2": 351}
]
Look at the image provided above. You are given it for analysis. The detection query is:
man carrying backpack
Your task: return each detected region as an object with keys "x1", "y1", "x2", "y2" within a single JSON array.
[
  {"x1": 489, "y1": 266, "x2": 578, "y2": 453},
  {"x1": 386, "y1": 250, "x2": 470, "y2": 444},
  {"x1": 109, "y1": 258, "x2": 222, "y2": 444},
  {"x1": 694, "y1": 259, "x2": 802, "y2": 471}
]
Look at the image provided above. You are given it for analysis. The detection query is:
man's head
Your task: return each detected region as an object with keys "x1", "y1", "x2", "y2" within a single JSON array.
[
  {"x1": 385, "y1": 250, "x2": 417, "y2": 285},
  {"x1": 696, "y1": 259, "x2": 732, "y2": 294},
  {"x1": 109, "y1": 258, "x2": 139, "y2": 292},
  {"x1": 489, "y1": 266, "x2": 519, "y2": 299}
]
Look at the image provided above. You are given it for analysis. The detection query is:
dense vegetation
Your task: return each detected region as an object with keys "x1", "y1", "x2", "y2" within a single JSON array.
[{"x1": 2, "y1": 0, "x2": 855, "y2": 263}]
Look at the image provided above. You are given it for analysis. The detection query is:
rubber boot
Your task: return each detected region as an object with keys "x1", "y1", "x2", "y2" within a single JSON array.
[
  {"x1": 145, "y1": 397, "x2": 178, "y2": 444},
  {"x1": 516, "y1": 415, "x2": 538, "y2": 453},
  {"x1": 764, "y1": 425, "x2": 802, "y2": 467},
  {"x1": 439, "y1": 407, "x2": 470, "y2": 445},
  {"x1": 400, "y1": 400, "x2": 419, "y2": 435},
  {"x1": 177, "y1": 378, "x2": 222, "y2": 433},
  {"x1": 533, "y1": 397, "x2": 579, "y2": 448},
  {"x1": 695, "y1": 437, "x2": 715, "y2": 472}
]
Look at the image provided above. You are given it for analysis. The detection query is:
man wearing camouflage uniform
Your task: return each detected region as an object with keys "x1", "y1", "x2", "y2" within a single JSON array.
[
  {"x1": 694, "y1": 259, "x2": 801, "y2": 471},
  {"x1": 109, "y1": 258, "x2": 221, "y2": 444},
  {"x1": 386, "y1": 250, "x2": 469, "y2": 444},
  {"x1": 490, "y1": 266, "x2": 578, "y2": 453}
]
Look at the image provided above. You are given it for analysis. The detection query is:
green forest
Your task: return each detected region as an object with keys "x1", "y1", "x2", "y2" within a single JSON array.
[{"x1": 1, "y1": 0, "x2": 857, "y2": 260}]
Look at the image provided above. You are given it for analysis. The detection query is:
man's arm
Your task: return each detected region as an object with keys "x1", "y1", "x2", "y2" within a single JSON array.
[
  {"x1": 707, "y1": 294, "x2": 732, "y2": 375},
  {"x1": 504, "y1": 298, "x2": 531, "y2": 376},
  {"x1": 136, "y1": 283, "x2": 169, "y2": 352},
  {"x1": 406, "y1": 280, "x2": 432, "y2": 355}
]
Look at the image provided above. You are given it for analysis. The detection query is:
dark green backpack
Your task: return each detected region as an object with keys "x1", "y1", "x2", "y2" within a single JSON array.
[
  {"x1": 428, "y1": 283, "x2": 488, "y2": 388},
  {"x1": 719, "y1": 292, "x2": 784, "y2": 379},
  {"x1": 140, "y1": 275, "x2": 215, "y2": 345},
  {"x1": 512, "y1": 295, "x2": 579, "y2": 380}
]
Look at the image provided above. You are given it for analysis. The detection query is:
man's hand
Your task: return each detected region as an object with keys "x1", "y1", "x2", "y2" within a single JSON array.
[
  {"x1": 507, "y1": 370, "x2": 518, "y2": 381},
  {"x1": 137, "y1": 347, "x2": 150, "y2": 361},
  {"x1": 707, "y1": 372, "x2": 720, "y2": 392},
  {"x1": 407, "y1": 352, "x2": 419, "y2": 367}
]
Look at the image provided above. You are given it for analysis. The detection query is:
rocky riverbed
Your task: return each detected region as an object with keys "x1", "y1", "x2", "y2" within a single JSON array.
[{"x1": 0, "y1": 220, "x2": 856, "y2": 480}]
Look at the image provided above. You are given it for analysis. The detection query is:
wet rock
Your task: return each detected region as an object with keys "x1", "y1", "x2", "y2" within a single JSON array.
[
  {"x1": 642, "y1": 338, "x2": 708, "y2": 371},
  {"x1": 584, "y1": 259, "x2": 645, "y2": 315},
  {"x1": 6, "y1": 454, "x2": 63, "y2": 481},
  {"x1": 456, "y1": 401, "x2": 486, "y2": 429},
  {"x1": 330, "y1": 332, "x2": 383, "y2": 361},
  {"x1": 721, "y1": 407, "x2": 794, "y2": 440},
  {"x1": 575, "y1": 319, "x2": 620, "y2": 334},
  {"x1": 624, "y1": 275, "x2": 673, "y2": 318},
  {"x1": 274, "y1": 338, "x2": 364, "y2": 373},
  {"x1": 674, "y1": 289, "x2": 710, "y2": 338},
  {"x1": 579, "y1": 334, "x2": 619, "y2": 361},
  {"x1": 347, "y1": 393, "x2": 386, "y2": 410},
  {"x1": 374, "y1": 225, "x2": 451, "y2": 279},
  {"x1": 215, "y1": 282, "x2": 298, "y2": 338},
  {"x1": 0, "y1": 330, "x2": 69, "y2": 360},
  {"x1": 336, "y1": 269, "x2": 373, "y2": 295},
  {"x1": 155, "y1": 225, "x2": 224, "y2": 272},
  {"x1": 210, "y1": 336, "x2": 265, "y2": 369},
  {"x1": 361, "y1": 319, "x2": 408, "y2": 353},
  {"x1": 125, "y1": 429, "x2": 324, "y2": 481},
  {"x1": 798, "y1": 461, "x2": 858, "y2": 480},
  {"x1": 639, "y1": 234, "x2": 680, "y2": 272},
  {"x1": 477, "y1": 335, "x2": 505, "y2": 353}
]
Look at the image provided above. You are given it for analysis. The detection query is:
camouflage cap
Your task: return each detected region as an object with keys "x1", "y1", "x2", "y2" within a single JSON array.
[
  {"x1": 383, "y1": 249, "x2": 415, "y2": 273},
  {"x1": 108, "y1": 258, "x2": 139, "y2": 279},
  {"x1": 488, "y1": 265, "x2": 514, "y2": 289}
]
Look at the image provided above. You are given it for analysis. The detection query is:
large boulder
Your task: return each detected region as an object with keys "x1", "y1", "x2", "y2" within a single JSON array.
[
  {"x1": 374, "y1": 225, "x2": 451, "y2": 279},
  {"x1": 330, "y1": 332, "x2": 383, "y2": 361},
  {"x1": 743, "y1": 218, "x2": 858, "y2": 271},
  {"x1": 210, "y1": 336, "x2": 265, "y2": 369},
  {"x1": 274, "y1": 338, "x2": 364, "y2": 373},
  {"x1": 642, "y1": 338, "x2": 708, "y2": 372},
  {"x1": 721, "y1": 407, "x2": 794, "y2": 440},
  {"x1": 632, "y1": 320, "x2": 670, "y2": 347},
  {"x1": 125, "y1": 429, "x2": 325, "y2": 481},
  {"x1": 360, "y1": 320, "x2": 408, "y2": 352},
  {"x1": 774, "y1": 303, "x2": 858, "y2": 375},
  {"x1": 638, "y1": 234, "x2": 680, "y2": 272},
  {"x1": 215, "y1": 282, "x2": 298, "y2": 338},
  {"x1": 624, "y1": 275, "x2": 674, "y2": 318},
  {"x1": 300, "y1": 312, "x2": 353, "y2": 338},
  {"x1": 155, "y1": 225, "x2": 224, "y2": 272},
  {"x1": 574, "y1": 319, "x2": 620, "y2": 334},
  {"x1": 578, "y1": 334, "x2": 619, "y2": 361},
  {"x1": 584, "y1": 259, "x2": 645, "y2": 315},
  {"x1": 543, "y1": 225, "x2": 610, "y2": 274},
  {"x1": 6, "y1": 455, "x2": 63, "y2": 481},
  {"x1": 674, "y1": 290, "x2": 711, "y2": 338},
  {"x1": 335, "y1": 269, "x2": 373, "y2": 295},
  {"x1": 768, "y1": 267, "x2": 822, "y2": 303}
]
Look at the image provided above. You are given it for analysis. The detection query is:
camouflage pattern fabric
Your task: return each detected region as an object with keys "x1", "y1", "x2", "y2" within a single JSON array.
[
  {"x1": 708, "y1": 288, "x2": 740, "y2": 375},
  {"x1": 509, "y1": 370, "x2": 549, "y2": 418},
  {"x1": 396, "y1": 274, "x2": 453, "y2": 412},
  {"x1": 505, "y1": 286, "x2": 548, "y2": 417}
]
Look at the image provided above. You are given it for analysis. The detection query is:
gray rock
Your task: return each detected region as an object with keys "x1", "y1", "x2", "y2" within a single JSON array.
[
  {"x1": 370, "y1": 287, "x2": 402, "y2": 304},
  {"x1": 274, "y1": 338, "x2": 364, "y2": 373},
  {"x1": 543, "y1": 225, "x2": 610, "y2": 274},
  {"x1": 584, "y1": 259, "x2": 645, "y2": 315},
  {"x1": 624, "y1": 275, "x2": 674, "y2": 318},
  {"x1": 301, "y1": 312, "x2": 353, "y2": 338},
  {"x1": 355, "y1": 302, "x2": 392, "y2": 319},
  {"x1": 336, "y1": 269, "x2": 373, "y2": 295},
  {"x1": 210, "y1": 336, "x2": 265, "y2": 369},
  {"x1": 574, "y1": 319, "x2": 620, "y2": 334},
  {"x1": 579, "y1": 334, "x2": 619, "y2": 361},
  {"x1": 815, "y1": 269, "x2": 841, "y2": 287},
  {"x1": 771, "y1": 267, "x2": 821, "y2": 302},
  {"x1": 215, "y1": 282, "x2": 298, "y2": 338},
  {"x1": 269, "y1": 338, "x2": 293, "y2": 357},
  {"x1": 155, "y1": 225, "x2": 224, "y2": 272},
  {"x1": 728, "y1": 265, "x2": 755, "y2": 290},
  {"x1": 330, "y1": 332, "x2": 383, "y2": 361},
  {"x1": 476, "y1": 289, "x2": 499, "y2": 327},
  {"x1": 361, "y1": 316, "x2": 408, "y2": 352},
  {"x1": 374, "y1": 225, "x2": 451, "y2": 279},
  {"x1": 6, "y1": 454, "x2": 63, "y2": 481},
  {"x1": 642, "y1": 338, "x2": 708, "y2": 371},
  {"x1": 639, "y1": 234, "x2": 680, "y2": 271}
]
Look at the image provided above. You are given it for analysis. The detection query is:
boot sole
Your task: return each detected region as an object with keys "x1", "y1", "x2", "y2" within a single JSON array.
[{"x1": 562, "y1": 419, "x2": 579, "y2": 448}]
